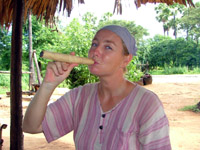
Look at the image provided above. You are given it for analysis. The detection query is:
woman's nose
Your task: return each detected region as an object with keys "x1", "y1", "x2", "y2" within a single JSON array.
[
  {"x1": 91, "y1": 46, "x2": 101, "y2": 57},
  {"x1": 95, "y1": 46, "x2": 102, "y2": 55}
]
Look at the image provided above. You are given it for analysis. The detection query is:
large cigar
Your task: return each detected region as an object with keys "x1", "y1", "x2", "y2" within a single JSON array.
[{"x1": 40, "y1": 51, "x2": 94, "y2": 65}]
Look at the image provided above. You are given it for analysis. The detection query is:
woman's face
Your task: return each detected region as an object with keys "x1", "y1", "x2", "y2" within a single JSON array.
[{"x1": 88, "y1": 29, "x2": 128, "y2": 77}]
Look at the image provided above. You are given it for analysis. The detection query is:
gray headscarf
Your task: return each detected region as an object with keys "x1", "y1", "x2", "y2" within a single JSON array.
[{"x1": 99, "y1": 25, "x2": 137, "y2": 56}]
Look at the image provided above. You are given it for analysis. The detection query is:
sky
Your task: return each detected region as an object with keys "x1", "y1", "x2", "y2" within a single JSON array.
[{"x1": 59, "y1": 0, "x2": 199, "y2": 38}]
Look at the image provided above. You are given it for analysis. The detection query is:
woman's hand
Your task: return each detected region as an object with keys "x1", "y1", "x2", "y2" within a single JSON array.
[
  {"x1": 43, "y1": 52, "x2": 78, "y2": 88},
  {"x1": 23, "y1": 52, "x2": 78, "y2": 133}
]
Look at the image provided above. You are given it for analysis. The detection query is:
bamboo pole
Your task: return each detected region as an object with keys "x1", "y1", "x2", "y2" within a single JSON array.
[
  {"x1": 28, "y1": 10, "x2": 36, "y2": 90},
  {"x1": 33, "y1": 50, "x2": 42, "y2": 85},
  {"x1": 0, "y1": 71, "x2": 32, "y2": 74}
]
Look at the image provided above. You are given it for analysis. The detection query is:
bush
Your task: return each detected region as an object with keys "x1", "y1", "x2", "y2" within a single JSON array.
[
  {"x1": 22, "y1": 74, "x2": 30, "y2": 91},
  {"x1": 0, "y1": 74, "x2": 10, "y2": 87},
  {"x1": 0, "y1": 73, "x2": 30, "y2": 94},
  {"x1": 126, "y1": 58, "x2": 143, "y2": 82},
  {"x1": 66, "y1": 66, "x2": 99, "y2": 89},
  {"x1": 163, "y1": 66, "x2": 188, "y2": 74},
  {"x1": 179, "y1": 101, "x2": 200, "y2": 113},
  {"x1": 190, "y1": 67, "x2": 200, "y2": 74},
  {"x1": 149, "y1": 66, "x2": 200, "y2": 75}
]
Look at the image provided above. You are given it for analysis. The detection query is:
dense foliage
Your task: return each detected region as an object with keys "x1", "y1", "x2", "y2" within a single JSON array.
[
  {"x1": 0, "y1": 28, "x2": 11, "y2": 70},
  {"x1": 138, "y1": 35, "x2": 200, "y2": 69}
]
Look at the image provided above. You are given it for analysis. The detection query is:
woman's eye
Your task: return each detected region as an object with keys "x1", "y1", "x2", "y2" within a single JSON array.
[
  {"x1": 91, "y1": 43, "x2": 97, "y2": 47},
  {"x1": 105, "y1": 46, "x2": 112, "y2": 50}
]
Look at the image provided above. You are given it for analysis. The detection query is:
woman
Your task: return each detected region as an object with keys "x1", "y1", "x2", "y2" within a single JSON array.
[{"x1": 23, "y1": 25, "x2": 171, "y2": 149}]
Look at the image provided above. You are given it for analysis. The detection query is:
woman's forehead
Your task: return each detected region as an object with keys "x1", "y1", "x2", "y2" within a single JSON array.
[{"x1": 93, "y1": 29, "x2": 122, "y2": 42}]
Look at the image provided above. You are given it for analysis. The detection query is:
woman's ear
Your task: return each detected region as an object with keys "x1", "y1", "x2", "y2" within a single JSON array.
[{"x1": 122, "y1": 54, "x2": 133, "y2": 67}]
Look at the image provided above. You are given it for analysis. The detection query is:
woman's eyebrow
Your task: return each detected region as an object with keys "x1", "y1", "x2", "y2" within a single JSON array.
[
  {"x1": 104, "y1": 40, "x2": 117, "y2": 46},
  {"x1": 92, "y1": 37, "x2": 98, "y2": 41},
  {"x1": 92, "y1": 38, "x2": 117, "y2": 46}
]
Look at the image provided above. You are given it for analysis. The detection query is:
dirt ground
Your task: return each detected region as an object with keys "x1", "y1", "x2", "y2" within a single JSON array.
[{"x1": 1, "y1": 81, "x2": 200, "y2": 150}]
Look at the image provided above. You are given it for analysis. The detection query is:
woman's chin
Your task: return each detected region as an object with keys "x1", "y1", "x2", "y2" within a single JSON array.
[
  {"x1": 89, "y1": 68, "x2": 100, "y2": 76},
  {"x1": 89, "y1": 70, "x2": 99, "y2": 76}
]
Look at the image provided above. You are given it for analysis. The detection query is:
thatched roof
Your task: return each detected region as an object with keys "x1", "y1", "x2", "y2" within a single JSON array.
[{"x1": 0, "y1": 0, "x2": 195, "y2": 29}]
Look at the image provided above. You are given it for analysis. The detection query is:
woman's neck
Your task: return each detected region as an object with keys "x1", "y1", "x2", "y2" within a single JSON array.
[
  {"x1": 98, "y1": 76, "x2": 127, "y2": 97},
  {"x1": 97, "y1": 75, "x2": 135, "y2": 112}
]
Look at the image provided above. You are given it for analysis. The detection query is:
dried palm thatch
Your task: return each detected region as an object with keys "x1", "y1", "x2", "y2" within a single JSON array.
[
  {"x1": 0, "y1": 0, "x2": 195, "y2": 29},
  {"x1": 0, "y1": 0, "x2": 85, "y2": 29},
  {"x1": 135, "y1": 0, "x2": 195, "y2": 8},
  {"x1": 114, "y1": 0, "x2": 195, "y2": 14}
]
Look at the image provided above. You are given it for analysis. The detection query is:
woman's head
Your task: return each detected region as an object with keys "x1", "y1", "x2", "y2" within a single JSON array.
[
  {"x1": 88, "y1": 25, "x2": 137, "y2": 76},
  {"x1": 98, "y1": 25, "x2": 137, "y2": 56}
]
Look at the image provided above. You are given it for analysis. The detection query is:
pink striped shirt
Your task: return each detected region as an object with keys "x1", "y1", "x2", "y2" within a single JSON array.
[{"x1": 42, "y1": 83, "x2": 171, "y2": 149}]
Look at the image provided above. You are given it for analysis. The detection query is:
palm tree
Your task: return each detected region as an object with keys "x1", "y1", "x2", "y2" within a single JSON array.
[
  {"x1": 155, "y1": 3, "x2": 185, "y2": 38},
  {"x1": 155, "y1": 4, "x2": 171, "y2": 36}
]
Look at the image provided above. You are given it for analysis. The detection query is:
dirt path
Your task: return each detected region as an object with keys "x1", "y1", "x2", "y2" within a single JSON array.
[
  {"x1": 1, "y1": 82, "x2": 200, "y2": 149},
  {"x1": 145, "y1": 83, "x2": 200, "y2": 150}
]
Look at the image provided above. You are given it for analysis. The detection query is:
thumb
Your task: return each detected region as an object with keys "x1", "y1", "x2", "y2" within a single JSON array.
[
  {"x1": 67, "y1": 63, "x2": 78, "y2": 73},
  {"x1": 62, "y1": 63, "x2": 78, "y2": 79}
]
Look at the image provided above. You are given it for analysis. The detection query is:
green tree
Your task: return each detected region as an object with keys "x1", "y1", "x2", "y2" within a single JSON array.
[
  {"x1": 23, "y1": 15, "x2": 65, "y2": 74},
  {"x1": 137, "y1": 39, "x2": 151, "y2": 65},
  {"x1": 98, "y1": 19, "x2": 149, "y2": 44},
  {"x1": 180, "y1": 2, "x2": 200, "y2": 44},
  {"x1": 144, "y1": 35, "x2": 199, "y2": 69},
  {"x1": 0, "y1": 26, "x2": 11, "y2": 70},
  {"x1": 155, "y1": 3, "x2": 185, "y2": 38},
  {"x1": 168, "y1": 3, "x2": 185, "y2": 39},
  {"x1": 61, "y1": 13, "x2": 99, "y2": 88},
  {"x1": 155, "y1": 4, "x2": 171, "y2": 36},
  {"x1": 98, "y1": 12, "x2": 113, "y2": 27}
]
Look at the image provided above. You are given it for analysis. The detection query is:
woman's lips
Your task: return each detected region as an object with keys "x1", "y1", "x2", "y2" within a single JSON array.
[
  {"x1": 91, "y1": 58, "x2": 99, "y2": 65},
  {"x1": 94, "y1": 61, "x2": 99, "y2": 64},
  {"x1": 89, "y1": 57, "x2": 100, "y2": 65}
]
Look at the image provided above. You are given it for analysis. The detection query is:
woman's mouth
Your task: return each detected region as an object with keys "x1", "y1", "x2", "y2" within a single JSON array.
[{"x1": 94, "y1": 61, "x2": 99, "y2": 64}]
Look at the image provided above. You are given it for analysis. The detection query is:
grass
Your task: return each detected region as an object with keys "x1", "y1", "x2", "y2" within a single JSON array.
[
  {"x1": 149, "y1": 66, "x2": 200, "y2": 75},
  {"x1": 0, "y1": 74, "x2": 10, "y2": 94},
  {"x1": 0, "y1": 86, "x2": 9, "y2": 94},
  {"x1": 179, "y1": 102, "x2": 200, "y2": 113},
  {"x1": 0, "y1": 74, "x2": 30, "y2": 94}
]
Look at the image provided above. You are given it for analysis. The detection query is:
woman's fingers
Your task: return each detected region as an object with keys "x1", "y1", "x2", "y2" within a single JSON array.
[
  {"x1": 62, "y1": 62, "x2": 70, "y2": 71},
  {"x1": 49, "y1": 61, "x2": 78, "y2": 77},
  {"x1": 59, "y1": 52, "x2": 78, "y2": 73},
  {"x1": 54, "y1": 61, "x2": 65, "y2": 75},
  {"x1": 44, "y1": 52, "x2": 78, "y2": 84}
]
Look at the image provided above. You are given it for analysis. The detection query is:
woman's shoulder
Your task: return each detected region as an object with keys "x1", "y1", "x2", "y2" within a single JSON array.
[
  {"x1": 134, "y1": 83, "x2": 157, "y2": 97},
  {"x1": 132, "y1": 84, "x2": 161, "y2": 106}
]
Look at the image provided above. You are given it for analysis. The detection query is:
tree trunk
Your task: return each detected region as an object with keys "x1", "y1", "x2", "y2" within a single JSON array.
[
  {"x1": 28, "y1": 10, "x2": 36, "y2": 90},
  {"x1": 173, "y1": 15, "x2": 177, "y2": 39},
  {"x1": 163, "y1": 22, "x2": 165, "y2": 36},
  {"x1": 33, "y1": 50, "x2": 42, "y2": 84},
  {"x1": 10, "y1": 0, "x2": 24, "y2": 150}
]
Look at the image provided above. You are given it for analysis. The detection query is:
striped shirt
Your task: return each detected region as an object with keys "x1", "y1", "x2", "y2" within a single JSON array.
[{"x1": 42, "y1": 83, "x2": 171, "y2": 150}]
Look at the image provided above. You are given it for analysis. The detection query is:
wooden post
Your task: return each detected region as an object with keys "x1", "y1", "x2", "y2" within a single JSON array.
[
  {"x1": 10, "y1": 0, "x2": 24, "y2": 149},
  {"x1": 33, "y1": 50, "x2": 42, "y2": 84},
  {"x1": 0, "y1": 71, "x2": 32, "y2": 74},
  {"x1": 29, "y1": 10, "x2": 36, "y2": 90}
]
